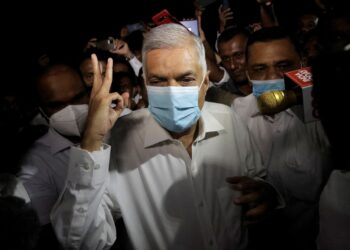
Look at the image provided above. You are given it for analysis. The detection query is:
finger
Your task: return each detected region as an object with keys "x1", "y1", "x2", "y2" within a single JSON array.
[
  {"x1": 227, "y1": 177, "x2": 262, "y2": 193},
  {"x1": 226, "y1": 176, "x2": 246, "y2": 184},
  {"x1": 233, "y1": 181, "x2": 261, "y2": 193},
  {"x1": 91, "y1": 54, "x2": 103, "y2": 97},
  {"x1": 121, "y1": 91, "x2": 130, "y2": 108},
  {"x1": 226, "y1": 176, "x2": 251, "y2": 184},
  {"x1": 109, "y1": 92, "x2": 125, "y2": 119},
  {"x1": 100, "y1": 58, "x2": 113, "y2": 94},
  {"x1": 218, "y1": 4, "x2": 223, "y2": 13},
  {"x1": 222, "y1": 8, "x2": 232, "y2": 14},
  {"x1": 116, "y1": 39, "x2": 125, "y2": 50},
  {"x1": 245, "y1": 203, "x2": 269, "y2": 219},
  {"x1": 224, "y1": 12, "x2": 234, "y2": 18},
  {"x1": 234, "y1": 192, "x2": 260, "y2": 205}
]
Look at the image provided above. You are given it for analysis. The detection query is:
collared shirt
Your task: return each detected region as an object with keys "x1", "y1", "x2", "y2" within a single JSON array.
[
  {"x1": 317, "y1": 170, "x2": 350, "y2": 250},
  {"x1": 0, "y1": 173, "x2": 30, "y2": 203},
  {"x1": 129, "y1": 56, "x2": 142, "y2": 77},
  {"x1": 18, "y1": 128, "x2": 73, "y2": 225},
  {"x1": 18, "y1": 110, "x2": 131, "y2": 226},
  {"x1": 233, "y1": 94, "x2": 331, "y2": 249},
  {"x1": 233, "y1": 94, "x2": 330, "y2": 202},
  {"x1": 51, "y1": 102, "x2": 265, "y2": 250}
]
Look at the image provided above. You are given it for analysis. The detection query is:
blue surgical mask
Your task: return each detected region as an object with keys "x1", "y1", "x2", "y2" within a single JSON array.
[
  {"x1": 251, "y1": 78, "x2": 285, "y2": 97},
  {"x1": 147, "y1": 81, "x2": 204, "y2": 133}
]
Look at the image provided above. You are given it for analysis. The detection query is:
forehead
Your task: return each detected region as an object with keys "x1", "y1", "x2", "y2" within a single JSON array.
[
  {"x1": 38, "y1": 68, "x2": 84, "y2": 102},
  {"x1": 80, "y1": 58, "x2": 92, "y2": 72},
  {"x1": 80, "y1": 58, "x2": 106, "y2": 72},
  {"x1": 247, "y1": 38, "x2": 299, "y2": 64},
  {"x1": 218, "y1": 34, "x2": 247, "y2": 54},
  {"x1": 145, "y1": 47, "x2": 201, "y2": 77}
]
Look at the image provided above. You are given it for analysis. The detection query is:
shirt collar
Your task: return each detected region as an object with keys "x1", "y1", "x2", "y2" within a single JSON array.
[
  {"x1": 143, "y1": 103, "x2": 225, "y2": 148},
  {"x1": 40, "y1": 128, "x2": 74, "y2": 155},
  {"x1": 143, "y1": 112, "x2": 173, "y2": 148}
]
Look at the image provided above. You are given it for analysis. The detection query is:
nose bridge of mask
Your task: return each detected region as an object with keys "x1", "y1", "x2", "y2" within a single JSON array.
[
  {"x1": 251, "y1": 78, "x2": 286, "y2": 97},
  {"x1": 49, "y1": 104, "x2": 89, "y2": 137},
  {"x1": 251, "y1": 78, "x2": 285, "y2": 85}
]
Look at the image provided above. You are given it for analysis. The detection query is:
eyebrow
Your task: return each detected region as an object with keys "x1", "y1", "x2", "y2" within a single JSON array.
[{"x1": 148, "y1": 71, "x2": 197, "y2": 80}]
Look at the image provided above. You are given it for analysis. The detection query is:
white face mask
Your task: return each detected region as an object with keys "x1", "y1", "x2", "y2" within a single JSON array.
[{"x1": 48, "y1": 104, "x2": 89, "y2": 137}]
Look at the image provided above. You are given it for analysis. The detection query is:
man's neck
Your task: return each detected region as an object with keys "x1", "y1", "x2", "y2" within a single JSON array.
[
  {"x1": 170, "y1": 122, "x2": 199, "y2": 158},
  {"x1": 238, "y1": 84, "x2": 252, "y2": 96}
]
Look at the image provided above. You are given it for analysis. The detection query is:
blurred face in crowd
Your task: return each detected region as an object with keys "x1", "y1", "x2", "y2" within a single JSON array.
[
  {"x1": 144, "y1": 41, "x2": 209, "y2": 110},
  {"x1": 324, "y1": 16, "x2": 350, "y2": 52},
  {"x1": 218, "y1": 34, "x2": 248, "y2": 85},
  {"x1": 80, "y1": 58, "x2": 106, "y2": 87},
  {"x1": 246, "y1": 38, "x2": 301, "y2": 81},
  {"x1": 298, "y1": 14, "x2": 318, "y2": 34},
  {"x1": 37, "y1": 65, "x2": 89, "y2": 117},
  {"x1": 113, "y1": 62, "x2": 130, "y2": 73}
]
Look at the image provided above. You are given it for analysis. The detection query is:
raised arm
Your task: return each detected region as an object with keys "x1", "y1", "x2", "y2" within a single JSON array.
[
  {"x1": 51, "y1": 55, "x2": 126, "y2": 249},
  {"x1": 197, "y1": 7, "x2": 226, "y2": 83},
  {"x1": 257, "y1": 0, "x2": 279, "y2": 27}
]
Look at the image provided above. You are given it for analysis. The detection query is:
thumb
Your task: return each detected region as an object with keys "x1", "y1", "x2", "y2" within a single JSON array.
[{"x1": 121, "y1": 92, "x2": 130, "y2": 108}]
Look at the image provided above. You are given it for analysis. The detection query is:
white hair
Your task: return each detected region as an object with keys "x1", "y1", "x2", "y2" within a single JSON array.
[{"x1": 142, "y1": 23, "x2": 207, "y2": 79}]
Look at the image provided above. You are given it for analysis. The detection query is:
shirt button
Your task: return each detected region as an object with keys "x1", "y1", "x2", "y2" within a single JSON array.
[
  {"x1": 208, "y1": 239, "x2": 214, "y2": 246},
  {"x1": 77, "y1": 163, "x2": 90, "y2": 170},
  {"x1": 94, "y1": 164, "x2": 100, "y2": 170},
  {"x1": 198, "y1": 201, "x2": 204, "y2": 208},
  {"x1": 77, "y1": 207, "x2": 86, "y2": 213}
]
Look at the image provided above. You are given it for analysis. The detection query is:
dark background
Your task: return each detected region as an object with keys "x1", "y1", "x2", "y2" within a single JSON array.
[{"x1": 1, "y1": 0, "x2": 326, "y2": 94}]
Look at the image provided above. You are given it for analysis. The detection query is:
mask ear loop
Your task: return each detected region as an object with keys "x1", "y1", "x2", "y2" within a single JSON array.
[
  {"x1": 198, "y1": 71, "x2": 209, "y2": 91},
  {"x1": 38, "y1": 107, "x2": 50, "y2": 123}
]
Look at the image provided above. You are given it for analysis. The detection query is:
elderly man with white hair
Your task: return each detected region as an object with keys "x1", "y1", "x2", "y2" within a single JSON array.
[{"x1": 51, "y1": 23, "x2": 280, "y2": 250}]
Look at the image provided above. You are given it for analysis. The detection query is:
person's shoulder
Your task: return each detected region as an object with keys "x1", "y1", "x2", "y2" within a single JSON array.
[
  {"x1": 116, "y1": 108, "x2": 150, "y2": 125},
  {"x1": 233, "y1": 94, "x2": 255, "y2": 108},
  {"x1": 204, "y1": 101, "x2": 232, "y2": 114},
  {"x1": 112, "y1": 108, "x2": 150, "y2": 136}
]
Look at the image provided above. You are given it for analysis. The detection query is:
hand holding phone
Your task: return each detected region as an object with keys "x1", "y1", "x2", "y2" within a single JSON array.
[
  {"x1": 96, "y1": 37, "x2": 116, "y2": 51},
  {"x1": 152, "y1": 9, "x2": 181, "y2": 26}
]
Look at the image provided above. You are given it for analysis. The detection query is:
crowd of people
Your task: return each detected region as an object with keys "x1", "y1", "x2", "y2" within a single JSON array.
[{"x1": 1, "y1": 0, "x2": 349, "y2": 249}]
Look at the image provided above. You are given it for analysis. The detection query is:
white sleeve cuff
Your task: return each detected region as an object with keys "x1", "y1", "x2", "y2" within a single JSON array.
[
  {"x1": 212, "y1": 67, "x2": 230, "y2": 87},
  {"x1": 68, "y1": 144, "x2": 111, "y2": 187},
  {"x1": 129, "y1": 57, "x2": 142, "y2": 76}
]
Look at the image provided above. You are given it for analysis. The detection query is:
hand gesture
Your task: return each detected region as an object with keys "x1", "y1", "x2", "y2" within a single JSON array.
[
  {"x1": 109, "y1": 39, "x2": 134, "y2": 59},
  {"x1": 195, "y1": 6, "x2": 206, "y2": 42},
  {"x1": 226, "y1": 176, "x2": 278, "y2": 225},
  {"x1": 256, "y1": 0, "x2": 273, "y2": 6},
  {"x1": 81, "y1": 54, "x2": 128, "y2": 151},
  {"x1": 218, "y1": 4, "x2": 234, "y2": 33},
  {"x1": 83, "y1": 38, "x2": 97, "y2": 51}
]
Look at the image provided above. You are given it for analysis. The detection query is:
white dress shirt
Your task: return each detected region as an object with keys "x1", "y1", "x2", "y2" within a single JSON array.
[
  {"x1": 317, "y1": 170, "x2": 350, "y2": 250},
  {"x1": 128, "y1": 56, "x2": 142, "y2": 76},
  {"x1": 0, "y1": 173, "x2": 30, "y2": 203},
  {"x1": 233, "y1": 94, "x2": 331, "y2": 249},
  {"x1": 233, "y1": 94, "x2": 330, "y2": 202},
  {"x1": 18, "y1": 128, "x2": 73, "y2": 225},
  {"x1": 51, "y1": 102, "x2": 266, "y2": 250},
  {"x1": 18, "y1": 109, "x2": 131, "y2": 226}
]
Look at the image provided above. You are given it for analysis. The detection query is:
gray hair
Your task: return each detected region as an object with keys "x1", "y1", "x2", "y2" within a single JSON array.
[{"x1": 142, "y1": 23, "x2": 207, "y2": 79}]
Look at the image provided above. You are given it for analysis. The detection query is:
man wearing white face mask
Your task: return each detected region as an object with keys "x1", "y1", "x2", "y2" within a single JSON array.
[
  {"x1": 18, "y1": 64, "x2": 90, "y2": 226},
  {"x1": 51, "y1": 24, "x2": 283, "y2": 250},
  {"x1": 232, "y1": 27, "x2": 331, "y2": 250}
]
